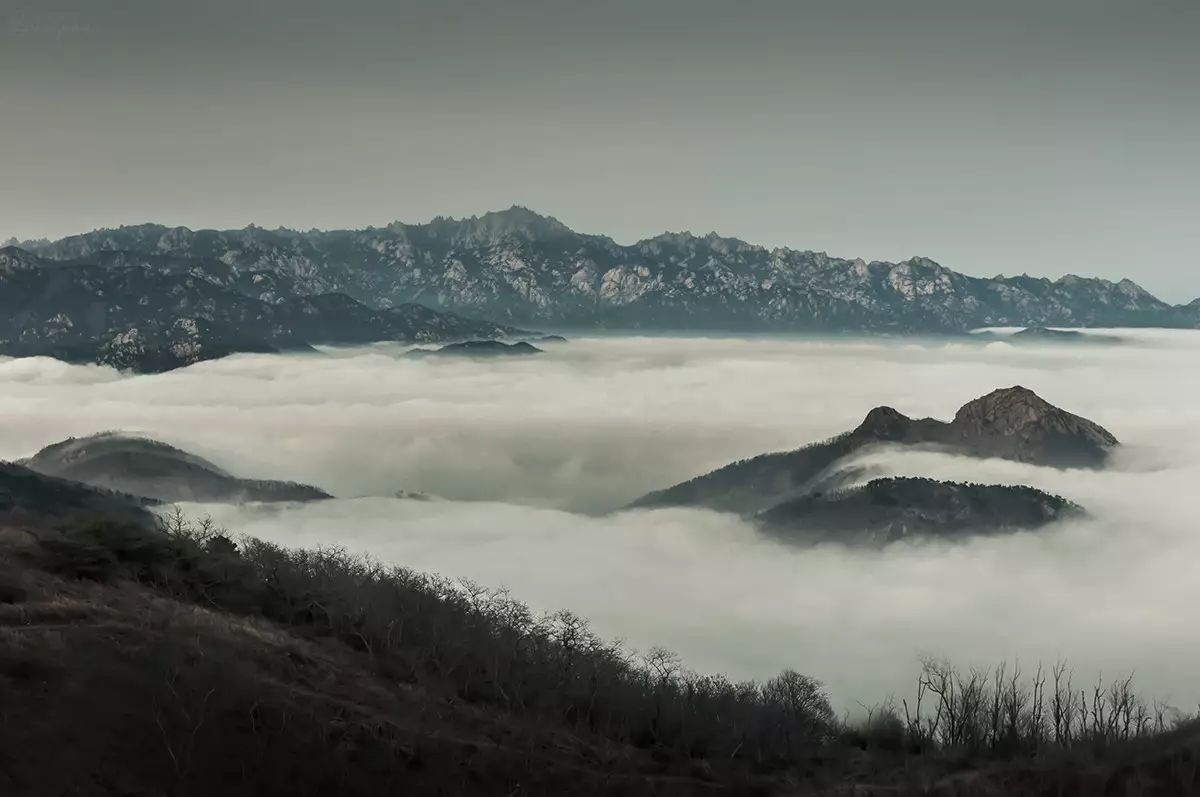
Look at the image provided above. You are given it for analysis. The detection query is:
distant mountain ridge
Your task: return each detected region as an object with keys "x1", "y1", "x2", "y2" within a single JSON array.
[
  {"x1": 404, "y1": 340, "x2": 544, "y2": 359},
  {"x1": 0, "y1": 246, "x2": 525, "y2": 372},
  {"x1": 16, "y1": 207, "x2": 1200, "y2": 332}
]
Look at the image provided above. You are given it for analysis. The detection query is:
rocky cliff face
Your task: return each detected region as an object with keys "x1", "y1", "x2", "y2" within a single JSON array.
[
  {"x1": 20, "y1": 207, "x2": 1200, "y2": 332},
  {"x1": 945, "y1": 386, "x2": 1119, "y2": 466},
  {"x1": 837, "y1": 386, "x2": 1119, "y2": 469}
]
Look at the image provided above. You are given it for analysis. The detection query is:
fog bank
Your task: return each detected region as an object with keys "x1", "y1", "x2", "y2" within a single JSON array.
[{"x1": 1, "y1": 331, "x2": 1197, "y2": 708}]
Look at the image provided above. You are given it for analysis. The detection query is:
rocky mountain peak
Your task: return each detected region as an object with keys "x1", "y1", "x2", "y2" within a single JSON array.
[
  {"x1": 954, "y1": 384, "x2": 1044, "y2": 418},
  {"x1": 1116, "y1": 278, "x2": 1154, "y2": 299},
  {"x1": 955, "y1": 385, "x2": 1071, "y2": 431},
  {"x1": 641, "y1": 230, "x2": 757, "y2": 253},
  {"x1": 852, "y1": 406, "x2": 914, "y2": 440},
  {"x1": 950, "y1": 386, "x2": 1118, "y2": 465},
  {"x1": 0, "y1": 245, "x2": 43, "y2": 272},
  {"x1": 424, "y1": 206, "x2": 573, "y2": 244}
]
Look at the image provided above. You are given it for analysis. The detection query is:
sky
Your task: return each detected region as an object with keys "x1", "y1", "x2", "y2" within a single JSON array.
[
  {"x1": 3, "y1": 331, "x2": 1199, "y2": 708},
  {"x1": 2, "y1": 0, "x2": 1198, "y2": 300}
]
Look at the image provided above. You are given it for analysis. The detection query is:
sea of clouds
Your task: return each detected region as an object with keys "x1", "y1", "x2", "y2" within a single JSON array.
[{"x1": 1, "y1": 330, "x2": 1197, "y2": 710}]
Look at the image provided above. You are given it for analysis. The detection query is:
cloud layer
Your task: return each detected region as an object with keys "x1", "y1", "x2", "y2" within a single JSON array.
[{"x1": 1, "y1": 330, "x2": 1197, "y2": 709}]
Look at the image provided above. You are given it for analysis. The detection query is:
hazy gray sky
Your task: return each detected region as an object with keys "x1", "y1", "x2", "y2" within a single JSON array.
[{"x1": 2, "y1": 0, "x2": 1198, "y2": 300}]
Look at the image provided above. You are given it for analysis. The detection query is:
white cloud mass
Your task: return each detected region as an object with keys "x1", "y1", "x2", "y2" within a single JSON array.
[{"x1": 1, "y1": 330, "x2": 1197, "y2": 709}]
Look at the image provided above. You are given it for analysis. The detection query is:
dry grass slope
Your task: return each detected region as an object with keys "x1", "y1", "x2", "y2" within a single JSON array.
[{"x1": 0, "y1": 511, "x2": 1196, "y2": 796}]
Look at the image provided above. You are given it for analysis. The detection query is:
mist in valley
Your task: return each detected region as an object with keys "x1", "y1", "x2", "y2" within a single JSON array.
[{"x1": 2, "y1": 330, "x2": 1196, "y2": 711}]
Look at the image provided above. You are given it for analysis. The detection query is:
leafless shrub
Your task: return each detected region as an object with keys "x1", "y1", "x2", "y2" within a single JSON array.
[
  {"x1": 878, "y1": 656, "x2": 1197, "y2": 762},
  {"x1": 142, "y1": 511, "x2": 841, "y2": 770}
]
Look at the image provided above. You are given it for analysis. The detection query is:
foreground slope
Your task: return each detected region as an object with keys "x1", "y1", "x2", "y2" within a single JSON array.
[
  {"x1": 21, "y1": 433, "x2": 331, "y2": 503},
  {"x1": 0, "y1": 541, "x2": 730, "y2": 796},
  {"x1": 405, "y1": 340, "x2": 545, "y2": 358},
  {"x1": 0, "y1": 461, "x2": 157, "y2": 532},
  {"x1": 19, "y1": 208, "x2": 1200, "y2": 331},
  {"x1": 0, "y1": 475, "x2": 1195, "y2": 796}
]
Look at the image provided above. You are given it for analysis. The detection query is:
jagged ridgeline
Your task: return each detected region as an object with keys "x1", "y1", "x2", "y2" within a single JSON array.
[
  {"x1": 8, "y1": 207, "x2": 1200, "y2": 336},
  {"x1": 631, "y1": 386, "x2": 1115, "y2": 544}
]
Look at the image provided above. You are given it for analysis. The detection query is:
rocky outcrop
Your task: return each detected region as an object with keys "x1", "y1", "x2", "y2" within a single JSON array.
[
  {"x1": 631, "y1": 387, "x2": 1113, "y2": 528},
  {"x1": 834, "y1": 386, "x2": 1118, "y2": 468},
  {"x1": 942, "y1": 387, "x2": 1118, "y2": 467}
]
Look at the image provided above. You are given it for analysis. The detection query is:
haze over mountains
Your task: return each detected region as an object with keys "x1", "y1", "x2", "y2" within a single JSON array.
[
  {"x1": 0, "y1": 213, "x2": 1149, "y2": 552},
  {"x1": 5, "y1": 0, "x2": 1199, "y2": 788},
  {"x1": 4, "y1": 383, "x2": 1106, "y2": 549},
  {"x1": 3, "y1": 330, "x2": 1199, "y2": 740},
  {"x1": 12, "y1": 398, "x2": 1096, "y2": 546},
  {"x1": 10, "y1": 207, "x2": 1200, "y2": 342}
]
